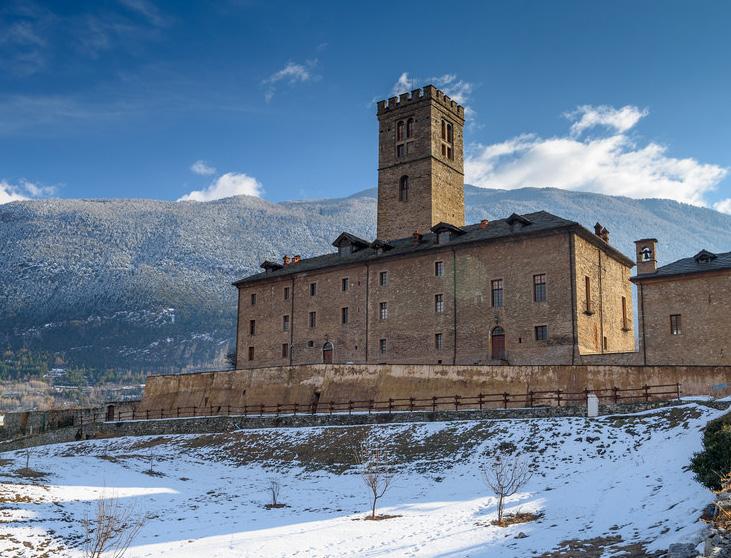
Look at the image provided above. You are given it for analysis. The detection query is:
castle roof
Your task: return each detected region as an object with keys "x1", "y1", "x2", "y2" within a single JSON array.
[
  {"x1": 632, "y1": 249, "x2": 731, "y2": 282},
  {"x1": 233, "y1": 210, "x2": 635, "y2": 286}
]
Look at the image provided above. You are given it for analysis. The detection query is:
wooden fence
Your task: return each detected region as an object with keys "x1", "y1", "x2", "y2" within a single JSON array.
[{"x1": 108, "y1": 383, "x2": 682, "y2": 422}]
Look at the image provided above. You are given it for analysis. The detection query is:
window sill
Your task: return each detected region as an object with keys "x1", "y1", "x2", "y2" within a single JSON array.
[
  {"x1": 621, "y1": 327, "x2": 631, "y2": 332},
  {"x1": 583, "y1": 310, "x2": 595, "y2": 316}
]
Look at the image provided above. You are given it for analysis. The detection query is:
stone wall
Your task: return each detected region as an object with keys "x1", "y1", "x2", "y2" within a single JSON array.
[{"x1": 139, "y1": 363, "x2": 731, "y2": 412}]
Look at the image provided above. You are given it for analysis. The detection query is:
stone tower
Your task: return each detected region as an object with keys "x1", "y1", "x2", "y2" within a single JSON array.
[{"x1": 376, "y1": 85, "x2": 465, "y2": 240}]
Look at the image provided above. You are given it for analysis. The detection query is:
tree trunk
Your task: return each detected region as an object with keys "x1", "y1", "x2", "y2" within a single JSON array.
[
  {"x1": 497, "y1": 494, "x2": 504, "y2": 523},
  {"x1": 371, "y1": 496, "x2": 377, "y2": 519}
]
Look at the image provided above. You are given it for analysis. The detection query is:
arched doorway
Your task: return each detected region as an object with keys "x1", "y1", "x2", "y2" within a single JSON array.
[
  {"x1": 322, "y1": 341, "x2": 334, "y2": 364},
  {"x1": 491, "y1": 326, "x2": 506, "y2": 361}
]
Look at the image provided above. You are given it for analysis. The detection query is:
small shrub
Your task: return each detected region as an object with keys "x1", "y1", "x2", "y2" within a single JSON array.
[{"x1": 690, "y1": 412, "x2": 731, "y2": 490}]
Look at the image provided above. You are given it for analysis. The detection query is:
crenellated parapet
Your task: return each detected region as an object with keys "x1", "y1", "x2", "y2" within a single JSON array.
[{"x1": 376, "y1": 85, "x2": 464, "y2": 120}]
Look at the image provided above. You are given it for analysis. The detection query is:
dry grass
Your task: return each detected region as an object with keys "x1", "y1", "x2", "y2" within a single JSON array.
[
  {"x1": 263, "y1": 503, "x2": 288, "y2": 510},
  {"x1": 358, "y1": 514, "x2": 402, "y2": 521},
  {"x1": 14, "y1": 467, "x2": 49, "y2": 479},
  {"x1": 489, "y1": 511, "x2": 543, "y2": 527}
]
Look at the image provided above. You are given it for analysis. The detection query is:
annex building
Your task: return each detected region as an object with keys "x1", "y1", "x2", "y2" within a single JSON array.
[{"x1": 233, "y1": 85, "x2": 637, "y2": 369}]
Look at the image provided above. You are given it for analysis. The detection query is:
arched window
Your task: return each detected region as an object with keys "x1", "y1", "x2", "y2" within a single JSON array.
[
  {"x1": 396, "y1": 120, "x2": 405, "y2": 142},
  {"x1": 399, "y1": 175, "x2": 409, "y2": 202},
  {"x1": 323, "y1": 341, "x2": 334, "y2": 364},
  {"x1": 406, "y1": 118, "x2": 414, "y2": 138},
  {"x1": 641, "y1": 247, "x2": 652, "y2": 261}
]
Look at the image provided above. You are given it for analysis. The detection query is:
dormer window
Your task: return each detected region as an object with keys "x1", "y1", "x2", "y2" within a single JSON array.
[
  {"x1": 641, "y1": 247, "x2": 652, "y2": 262},
  {"x1": 437, "y1": 231, "x2": 451, "y2": 244},
  {"x1": 693, "y1": 249, "x2": 717, "y2": 264},
  {"x1": 338, "y1": 245, "x2": 352, "y2": 256},
  {"x1": 332, "y1": 232, "x2": 370, "y2": 256}
]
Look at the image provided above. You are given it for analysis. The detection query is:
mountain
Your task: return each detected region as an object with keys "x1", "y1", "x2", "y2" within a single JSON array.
[{"x1": 1, "y1": 186, "x2": 729, "y2": 376}]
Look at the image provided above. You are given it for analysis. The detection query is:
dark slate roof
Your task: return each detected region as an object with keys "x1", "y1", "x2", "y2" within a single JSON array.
[
  {"x1": 233, "y1": 210, "x2": 634, "y2": 286},
  {"x1": 633, "y1": 249, "x2": 731, "y2": 281}
]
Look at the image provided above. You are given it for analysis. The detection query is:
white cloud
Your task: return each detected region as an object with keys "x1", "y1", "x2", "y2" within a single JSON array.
[
  {"x1": 465, "y1": 105, "x2": 728, "y2": 207},
  {"x1": 713, "y1": 198, "x2": 731, "y2": 214},
  {"x1": 190, "y1": 160, "x2": 216, "y2": 176},
  {"x1": 388, "y1": 72, "x2": 476, "y2": 120},
  {"x1": 178, "y1": 172, "x2": 262, "y2": 202},
  {"x1": 0, "y1": 179, "x2": 55, "y2": 204},
  {"x1": 262, "y1": 60, "x2": 317, "y2": 102},
  {"x1": 567, "y1": 105, "x2": 649, "y2": 136}
]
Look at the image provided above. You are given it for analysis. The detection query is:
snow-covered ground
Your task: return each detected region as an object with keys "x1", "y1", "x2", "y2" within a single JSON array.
[{"x1": 1, "y1": 402, "x2": 727, "y2": 557}]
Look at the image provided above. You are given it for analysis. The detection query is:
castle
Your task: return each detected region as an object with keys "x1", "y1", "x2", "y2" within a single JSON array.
[{"x1": 233, "y1": 86, "x2": 641, "y2": 368}]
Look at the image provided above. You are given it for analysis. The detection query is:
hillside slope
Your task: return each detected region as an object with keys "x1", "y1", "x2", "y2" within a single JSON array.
[
  {"x1": 1, "y1": 187, "x2": 729, "y2": 374},
  {"x1": 0, "y1": 402, "x2": 726, "y2": 557}
]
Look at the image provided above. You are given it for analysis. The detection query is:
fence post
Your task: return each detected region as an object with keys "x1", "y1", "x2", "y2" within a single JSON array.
[
  {"x1": 260, "y1": 404, "x2": 264, "y2": 417},
  {"x1": 409, "y1": 397, "x2": 414, "y2": 412},
  {"x1": 613, "y1": 387, "x2": 619, "y2": 404},
  {"x1": 556, "y1": 390, "x2": 562, "y2": 407},
  {"x1": 454, "y1": 395, "x2": 459, "y2": 411},
  {"x1": 227, "y1": 405, "x2": 231, "y2": 416},
  {"x1": 676, "y1": 383, "x2": 681, "y2": 401},
  {"x1": 193, "y1": 406, "x2": 197, "y2": 417},
  {"x1": 432, "y1": 396, "x2": 437, "y2": 413},
  {"x1": 369, "y1": 400, "x2": 374, "y2": 414},
  {"x1": 244, "y1": 404, "x2": 248, "y2": 417},
  {"x1": 388, "y1": 398, "x2": 393, "y2": 414},
  {"x1": 293, "y1": 403, "x2": 298, "y2": 415},
  {"x1": 643, "y1": 385, "x2": 650, "y2": 403},
  {"x1": 503, "y1": 392, "x2": 509, "y2": 409},
  {"x1": 528, "y1": 391, "x2": 534, "y2": 408},
  {"x1": 478, "y1": 393, "x2": 483, "y2": 411},
  {"x1": 132, "y1": 408, "x2": 136, "y2": 420},
  {"x1": 146, "y1": 409, "x2": 150, "y2": 420},
  {"x1": 329, "y1": 401, "x2": 334, "y2": 415},
  {"x1": 348, "y1": 400, "x2": 353, "y2": 415}
]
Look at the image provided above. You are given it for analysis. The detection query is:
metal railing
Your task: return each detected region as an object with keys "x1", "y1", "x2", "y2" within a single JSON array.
[{"x1": 108, "y1": 383, "x2": 682, "y2": 422}]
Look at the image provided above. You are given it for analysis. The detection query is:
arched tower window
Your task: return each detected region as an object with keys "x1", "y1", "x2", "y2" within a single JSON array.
[
  {"x1": 406, "y1": 118, "x2": 414, "y2": 138},
  {"x1": 641, "y1": 247, "x2": 652, "y2": 261},
  {"x1": 399, "y1": 175, "x2": 409, "y2": 202},
  {"x1": 396, "y1": 118, "x2": 415, "y2": 158},
  {"x1": 441, "y1": 119, "x2": 454, "y2": 160},
  {"x1": 396, "y1": 120, "x2": 405, "y2": 142}
]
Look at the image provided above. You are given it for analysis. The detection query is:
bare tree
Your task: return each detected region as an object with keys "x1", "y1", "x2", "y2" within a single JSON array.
[
  {"x1": 480, "y1": 452, "x2": 533, "y2": 525},
  {"x1": 268, "y1": 479, "x2": 281, "y2": 507},
  {"x1": 83, "y1": 494, "x2": 145, "y2": 558},
  {"x1": 354, "y1": 440, "x2": 396, "y2": 520}
]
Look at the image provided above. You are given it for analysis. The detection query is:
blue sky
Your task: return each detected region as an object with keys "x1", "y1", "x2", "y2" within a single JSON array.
[{"x1": 1, "y1": 0, "x2": 731, "y2": 213}]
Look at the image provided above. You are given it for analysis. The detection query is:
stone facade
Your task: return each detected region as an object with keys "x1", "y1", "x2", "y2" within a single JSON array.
[
  {"x1": 376, "y1": 86, "x2": 465, "y2": 240},
  {"x1": 633, "y1": 258, "x2": 731, "y2": 366},
  {"x1": 236, "y1": 227, "x2": 635, "y2": 369}
]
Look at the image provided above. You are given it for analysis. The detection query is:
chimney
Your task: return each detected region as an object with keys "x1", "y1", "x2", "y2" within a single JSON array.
[
  {"x1": 634, "y1": 239, "x2": 658, "y2": 274},
  {"x1": 600, "y1": 227, "x2": 609, "y2": 243},
  {"x1": 412, "y1": 230, "x2": 423, "y2": 244},
  {"x1": 283, "y1": 255, "x2": 290, "y2": 266},
  {"x1": 479, "y1": 219, "x2": 490, "y2": 229},
  {"x1": 594, "y1": 222, "x2": 609, "y2": 243},
  {"x1": 292, "y1": 255, "x2": 301, "y2": 264}
]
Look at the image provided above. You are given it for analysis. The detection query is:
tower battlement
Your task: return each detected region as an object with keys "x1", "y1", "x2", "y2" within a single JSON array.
[{"x1": 376, "y1": 85, "x2": 464, "y2": 120}]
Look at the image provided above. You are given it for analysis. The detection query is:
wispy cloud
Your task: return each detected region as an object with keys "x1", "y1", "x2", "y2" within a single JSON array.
[
  {"x1": 262, "y1": 60, "x2": 317, "y2": 102},
  {"x1": 0, "y1": 178, "x2": 55, "y2": 204},
  {"x1": 465, "y1": 105, "x2": 727, "y2": 207},
  {"x1": 388, "y1": 72, "x2": 476, "y2": 120},
  {"x1": 117, "y1": 0, "x2": 170, "y2": 27},
  {"x1": 714, "y1": 198, "x2": 731, "y2": 214},
  {"x1": 178, "y1": 172, "x2": 262, "y2": 202},
  {"x1": 190, "y1": 160, "x2": 216, "y2": 176}
]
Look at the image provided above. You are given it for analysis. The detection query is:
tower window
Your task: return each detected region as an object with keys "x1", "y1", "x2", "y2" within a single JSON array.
[
  {"x1": 535, "y1": 325, "x2": 548, "y2": 341},
  {"x1": 281, "y1": 343, "x2": 289, "y2": 358},
  {"x1": 248, "y1": 346, "x2": 255, "y2": 361},
  {"x1": 406, "y1": 118, "x2": 414, "y2": 138},
  {"x1": 435, "y1": 261, "x2": 444, "y2": 277},
  {"x1": 309, "y1": 311, "x2": 317, "y2": 328},
  {"x1": 399, "y1": 176, "x2": 409, "y2": 202},
  {"x1": 250, "y1": 293, "x2": 256, "y2": 305},
  {"x1": 584, "y1": 276, "x2": 593, "y2": 313},
  {"x1": 441, "y1": 119, "x2": 454, "y2": 160},
  {"x1": 379, "y1": 338, "x2": 387, "y2": 354},
  {"x1": 641, "y1": 247, "x2": 652, "y2": 261},
  {"x1": 282, "y1": 314, "x2": 289, "y2": 332},
  {"x1": 670, "y1": 314, "x2": 682, "y2": 335},
  {"x1": 342, "y1": 277, "x2": 349, "y2": 291},
  {"x1": 341, "y1": 306, "x2": 349, "y2": 324},
  {"x1": 283, "y1": 286, "x2": 290, "y2": 300},
  {"x1": 309, "y1": 282, "x2": 317, "y2": 296},
  {"x1": 435, "y1": 333, "x2": 443, "y2": 350},
  {"x1": 491, "y1": 279, "x2": 504, "y2": 308},
  {"x1": 249, "y1": 320, "x2": 256, "y2": 335},
  {"x1": 379, "y1": 271, "x2": 388, "y2": 286},
  {"x1": 397, "y1": 120, "x2": 404, "y2": 142},
  {"x1": 621, "y1": 297, "x2": 628, "y2": 330}
]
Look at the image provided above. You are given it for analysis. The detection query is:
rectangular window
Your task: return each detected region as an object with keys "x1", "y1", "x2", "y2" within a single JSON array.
[
  {"x1": 621, "y1": 297, "x2": 628, "y2": 330},
  {"x1": 283, "y1": 286, "x2": 290, "y2": 300},
  {"x1": 308, "y1": 311, "x2": 317, "y2": 328},
  {"x1": 491, "y1": 279, "x2": 504, "y2": 308},
  {"x1": 670, "y1": 314, "x2": 682, "y2": 335},
  {"x1": 282, "y1": 315, "x2": 289, "y2": 332},
  {"x1": 533, "y1": 274, "x2": 546, "y2": 303},
  {"x1": 281, "y1": 343, "x2": 289, "y2": 358},
  {"x1": 342, "y1": 277, "x2": 349, "y2": 291},
  {"x1": 379, "y1": 302, "x2": 388, "y2": 320},
  {"x1": 379, "y1": 338, "x2": 386, "y2": 354},
  {"x1": 379, "y1": 271, "x2": 388, "y2": 287},
  {"x1": 603, "y1": 336, "x2": 608, "y2": 351},
  {"x1": 396, "y1": 144, "x2": 405, "y2": 158},
  {"x1": 249, "y1": 319, "x2": 256, "y2": 336},
  {"x1": 535, "y1": 325, "x2": 548, "y2": 341},
  {"x1": 309, "y1": 282, "x2": 317, "y2": 296},
  {"x1": 435, "y1": 261, "x2": 444, "y2": 277},
  {"x1": 435, "y1": 333, "x2": 443, "y2": 350},
  {"x1": 435, "y1": 294, "x2": 444, "y2": 313},
  {"x1": 250, "y1": 293, "x2": 256, "y2": 305},
  {"x1": 584, "y1": 276, "x2": 592, "y2": 313},
  {"x1": 341, "y1": 306, "x2": 349, "y2": 324},
  {"x1": 248, "y1": 346, "x2": 254, "y2": 361}
]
